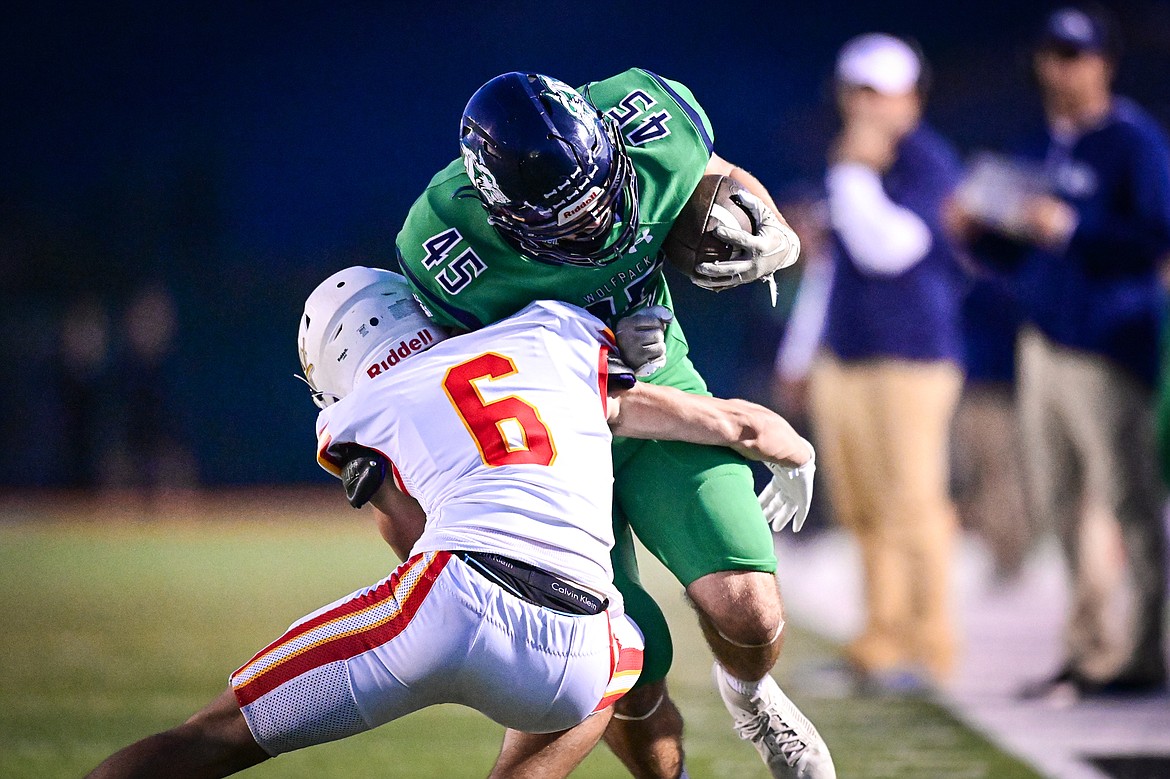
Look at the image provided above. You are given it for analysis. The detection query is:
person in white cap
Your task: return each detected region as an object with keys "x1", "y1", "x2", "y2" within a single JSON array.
[{"x1": 801, "y1": 32, "x2": 968, "y2": 693}]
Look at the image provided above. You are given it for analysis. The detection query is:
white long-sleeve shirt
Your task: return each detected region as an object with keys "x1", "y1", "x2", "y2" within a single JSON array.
[
  {"x1": 775, "y1": 254, "x2": 833, "y2": 382},
  {"x1": 826, "y1": 161, "x2": 933, "y2": 275}
]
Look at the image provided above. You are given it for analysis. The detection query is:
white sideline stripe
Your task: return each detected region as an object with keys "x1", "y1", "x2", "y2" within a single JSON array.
[{"x1": 775, "y1": 528, "x2": 1170, "y2": 779}]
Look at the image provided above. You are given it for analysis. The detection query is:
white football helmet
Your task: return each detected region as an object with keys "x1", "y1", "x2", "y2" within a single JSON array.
[{"x1": 298, "y1": 266, "x2": 447, "y2": 408}]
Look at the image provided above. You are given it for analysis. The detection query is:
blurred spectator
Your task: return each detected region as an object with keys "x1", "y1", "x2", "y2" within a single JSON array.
[
  {"x1": 771, "y1": 192, "x2": 835, "y2": 533},
  {"x1": 949, "y1": 273, "x2": 1033, "y2": 581},
  {"x1": 951, "y1": 4, "x2": 1169, "y2": 699},
  {"x1": 1160, "y1": 255, "x2": 1170, "y2": 485},
  {"x1": 106, "y1": 283, "x2": 198, "y2": 500},
  {"x1": 807, "y1": 33, "x2": 966, "y2": 691},
  {"x1": 56, "y1": 295, "x2": 115, "y2": 488},
  {"x1": 1161, "y1": 272, "x2": 1170, "y2": 486},
  {"x1": 772, "y1": 195, "x2": 832, "y2": 420}
]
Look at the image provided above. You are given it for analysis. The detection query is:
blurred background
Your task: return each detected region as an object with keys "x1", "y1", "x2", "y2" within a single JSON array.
[
  {"x1": 2, "y1": 0, "x2": 1169, "y2": 490},
  {"x1": 5, "y1": 4, "x2": 1170, "y2": 777}
]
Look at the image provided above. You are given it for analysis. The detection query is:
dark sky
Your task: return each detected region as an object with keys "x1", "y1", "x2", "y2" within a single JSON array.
[
  {"x1": 2, "y1": 0, "x2": 1067, "y2": 273},
  {"x1": 3, "y1": 0, "x2": 1166, "y2": 485}
]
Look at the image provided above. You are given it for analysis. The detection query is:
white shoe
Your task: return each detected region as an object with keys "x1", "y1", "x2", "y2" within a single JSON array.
[{"x1": 714, "y1": 663, "x2": 836, "y2": 779}]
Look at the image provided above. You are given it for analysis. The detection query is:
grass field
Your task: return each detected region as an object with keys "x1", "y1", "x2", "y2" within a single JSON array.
[{"x1": 0, "y1": 498, "x2": 1043, "y2": 778}]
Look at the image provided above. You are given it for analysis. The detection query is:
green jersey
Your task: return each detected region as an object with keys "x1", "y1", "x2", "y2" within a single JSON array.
[
  {"x1": 395, "y1": 68, "x2": 714, "y2": 364},
  {"x1": 395, "y1": 71, "x2": 774, "y2": 684}
]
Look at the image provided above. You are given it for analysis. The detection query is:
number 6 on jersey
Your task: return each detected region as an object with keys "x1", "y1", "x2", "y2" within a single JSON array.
[{"x1": 442, "y1": 353, "x2": 557, "y2": 467}]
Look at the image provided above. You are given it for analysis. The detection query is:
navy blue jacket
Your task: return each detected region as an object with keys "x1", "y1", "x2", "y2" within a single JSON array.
[
  {"x1": 823, "y1": 124, "x2": 966, "y2": 364},
  {"x1": 962, "y1": 274, "x2": 1023, "y2": 385},
  {"x1": 1015, "y1": 98, "x2": 1170, "y2": 386}
]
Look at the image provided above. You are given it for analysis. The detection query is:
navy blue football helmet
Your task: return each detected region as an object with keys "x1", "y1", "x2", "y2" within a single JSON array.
[{"x1": 459, "y1": 72, "x2": 640, "y2": 268}]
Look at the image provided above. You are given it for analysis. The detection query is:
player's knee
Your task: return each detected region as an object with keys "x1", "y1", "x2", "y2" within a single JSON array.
[
  {"x1": 688, "y1": 570, "x2": 784, "y2": 647},
  {"x1": 717, "y1": 608, "x2": 785, "y2": 648}
]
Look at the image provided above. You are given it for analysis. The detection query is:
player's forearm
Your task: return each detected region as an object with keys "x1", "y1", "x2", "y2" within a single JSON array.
[
  {"x1": 716, "y1": 398, "x2": 812, "y2": 467},
  {"x1": 609, "y1": 383, "x2": 810, "y2": 467},
  {"x1": 706, "y1": 152, "x2": 781, "y2": 217},
  {"x1": 728, "y1": 167, "x2": 782, "y2": 218}
]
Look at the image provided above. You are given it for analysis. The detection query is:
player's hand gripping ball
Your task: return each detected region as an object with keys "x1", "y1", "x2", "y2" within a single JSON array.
[{"x1": 663, "y1": 175, "x2": 800, "y2": 294}]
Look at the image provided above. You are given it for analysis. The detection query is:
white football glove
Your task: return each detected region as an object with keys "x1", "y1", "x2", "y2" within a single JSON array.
[
  {"x1": 614, "y1": 305, "x2": 673, "y2": 378},
  {"x1": 758, "y1": 449, "x2": 815, "y2": 533},
  {"x1": 694, "y1": 191, "x2": 801, "y2": 301}
]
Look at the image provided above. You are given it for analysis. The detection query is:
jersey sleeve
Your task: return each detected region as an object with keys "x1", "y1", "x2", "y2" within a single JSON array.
[
  {"x1": 583, "y1": 68, "x2": 715, "y2": 155},
  {"x1": 526, "y1": 301, "x2": 628, "y2": 417},
  {"x1": 314, "y1": 402, "x2": 377, "y2": 479},
  {"x1": 394, "y1": 161, "x2": 497, "y2": 331},
  {"x1": 314, "y1": 411, "x2": 347, "y2": 478},
  {"x1": 315, "y1": 402, "x2": 410, "y2": 494},
  {"x1": 640, "y1": 71, "x2": 715, "y2": 154},
  {"x1": 522, "y1": 300, "x2": 639, "y2": 402},
  {"x1": 529, "y1": 300, "x2": 616, "y2": 349}
]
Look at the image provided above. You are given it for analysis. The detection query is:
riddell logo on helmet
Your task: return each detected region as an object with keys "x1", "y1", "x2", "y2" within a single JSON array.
[
  {"x1": 558, "y1": 187, "x2": 603, "y2": 225},
  {"x1": 365, "y1": 330, "x2": 436, "y2": 378}
]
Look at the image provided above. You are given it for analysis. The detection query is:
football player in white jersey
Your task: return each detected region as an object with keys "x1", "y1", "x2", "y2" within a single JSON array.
[{"x1": 87, "y1": 267, "x2": 816, "y2": 779}]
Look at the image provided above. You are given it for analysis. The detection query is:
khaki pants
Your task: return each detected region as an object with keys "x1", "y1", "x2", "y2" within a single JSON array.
[
  {"x1": 810, "y1": 354, "x2": 963, "y2": 681},
  {"x1": 1017, "y1": 328, "x2": 1168, "y2": 681},
  {"x1": 951, "y1": 384, "x2": 1033, "y2": 578}
]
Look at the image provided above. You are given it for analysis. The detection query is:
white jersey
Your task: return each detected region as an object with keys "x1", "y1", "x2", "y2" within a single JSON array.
[{"x1": 315, "y1": 300, "x2": 620, "y2": 604}]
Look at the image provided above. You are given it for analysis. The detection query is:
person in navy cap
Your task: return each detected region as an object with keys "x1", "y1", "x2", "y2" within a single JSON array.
[
  {"x1": 952, "y1": 3, "x2": 1170, "y2": 700},
  {"x1": 806, "y1": 32, "x2": 967, "y2": 693}
]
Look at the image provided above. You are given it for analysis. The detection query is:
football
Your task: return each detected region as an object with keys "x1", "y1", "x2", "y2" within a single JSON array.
[{"x1": 662, "y1": 174, "x2": 755, "y2": 279}]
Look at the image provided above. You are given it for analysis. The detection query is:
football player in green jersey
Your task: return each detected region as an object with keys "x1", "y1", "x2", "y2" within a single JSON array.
[{"x1": 395, "y1": 71, "x2": 834, "y2": 779}]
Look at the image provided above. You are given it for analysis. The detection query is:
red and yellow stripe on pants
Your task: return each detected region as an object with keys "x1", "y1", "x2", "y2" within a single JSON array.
[
  {"x1": 594, "y1": 613, "x2": 645, "y2": 712},
  {"x1": 231, "y1": 551, "x2": 450, "y2": 707}
]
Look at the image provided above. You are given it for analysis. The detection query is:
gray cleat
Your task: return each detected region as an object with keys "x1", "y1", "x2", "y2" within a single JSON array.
[{"x1": 714, "y1": 662, "x2": 837, "y2": 779}]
